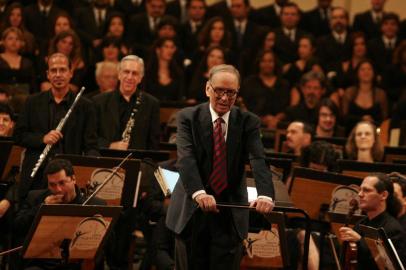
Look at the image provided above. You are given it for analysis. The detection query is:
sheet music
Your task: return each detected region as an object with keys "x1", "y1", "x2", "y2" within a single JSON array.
[{"x1": 161, "y1": 168, "x2": 179, "y2": 193}]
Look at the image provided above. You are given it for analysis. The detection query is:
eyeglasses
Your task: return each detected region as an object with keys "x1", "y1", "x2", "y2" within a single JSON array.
[{"x1": 209, "y1": 82, "x2": 238, "y2": 98}]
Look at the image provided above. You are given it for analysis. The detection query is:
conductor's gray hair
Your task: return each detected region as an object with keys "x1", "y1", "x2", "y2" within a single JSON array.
[{"x1": 208, "y1": 64, "x2": 241, "y2": 86}]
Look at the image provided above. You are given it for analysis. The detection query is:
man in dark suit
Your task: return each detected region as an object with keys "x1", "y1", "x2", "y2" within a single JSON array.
[
  {"x1": 206, "y1": 0, "x2": 231, "y2": 22},
  {"x1": 74, "y1": 0, "x2": 114, "y2": 60},
  {"x1": 273, "y1": 2, "x2": 306, "y2": 65},
  {"x1": 249, "y1": 0, "x2": 287, "y2": 29},
  {"x1": 179, "y1": 0, "x2": 206, "y2": 58},
  {"x1": 93, "y1": 55, "x2": 160, "y2": 151},
  {"x1": 317, "y1": 6, "x2": 351, "y2": 71},
  {"x1": 367, "y1": 12, "x2": 400, "y2": 75},
  {"x1": 166, "y1": 64, "x2": 275, "y2": 269},
  {"x1": 228, "y1": 0, "x2": 264, "y2": 77},
  {"x1": 353, "y1": 0, "x2": 387, "y2": 40},
  {"x1": 128, "y1": 0, "x2": 167, "y2": 58},
  {"x1": 114, "y1": 0, "x2": 146, "y2": 19},
  {"x1": 14, "y1": 53, "x2": 99, "y2": 201},
  {"x1": 301, "y1": 0, "x2": 332, "y2": 38},
  {"x1": 23, "y1": 0, "x2": 62, "y2": 56}
]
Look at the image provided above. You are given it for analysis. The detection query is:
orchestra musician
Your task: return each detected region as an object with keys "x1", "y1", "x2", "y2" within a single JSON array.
[
  {"x1": 13, "y1": 53, "x2": 99, "y2": 201},
  {"x1": 338, "y1": 173, "x2": 406, "y2": 269},
  {"x1": 92, "y1": 54, "x2": 160, "y2": 151},
  {"x1": 166, "y1": 64, "x2": 275, "y2": 270},
  {"x1": 13, "y1": 158, "x2": 105, "y2": 270},
  {"x1": 0, "y1": 102, "x2": 15, "y2": 137}
]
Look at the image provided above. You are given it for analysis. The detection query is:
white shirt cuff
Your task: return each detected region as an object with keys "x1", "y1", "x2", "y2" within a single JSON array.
[
  {"x1": 257, "y1": 195, "x2": 273, "y2": 202},
  {"x1": 192, "y1": 190, "x2": 206, "y2": 200}
]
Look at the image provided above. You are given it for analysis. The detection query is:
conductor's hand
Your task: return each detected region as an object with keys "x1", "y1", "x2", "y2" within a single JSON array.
[
  {"x1": 44, "y1": 194, "x2": 64, "y2": 204},
  {"x1": 339, "y1": 227, "x2": 361, "y2": 242},
  {"x1": 109, "y1": 141, "x2": 129, "y2": 150},
  {"x1": 43, "y1": 130, "x2": 63, "y2": 145},
  {"x1": 195, "y1": 194, "x2": 219, "y2": 213},
  {"x1": 250, "y1": 197, "x2": 274, "y2": 214}
]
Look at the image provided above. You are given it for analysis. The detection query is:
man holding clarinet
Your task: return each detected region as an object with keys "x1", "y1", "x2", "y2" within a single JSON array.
[{"x1": 14, "y1": 53, "x2": 99, "y2": 201}]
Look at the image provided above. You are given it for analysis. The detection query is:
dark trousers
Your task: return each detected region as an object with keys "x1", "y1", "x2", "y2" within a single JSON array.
[{"x1": 175, "y1": 208, "x2": 243, "y2": 270}]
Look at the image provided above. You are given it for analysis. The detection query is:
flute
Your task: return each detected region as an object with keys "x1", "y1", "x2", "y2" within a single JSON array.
[{"x1": 30, "y1": 87, "x2": 86, "y2": 178}]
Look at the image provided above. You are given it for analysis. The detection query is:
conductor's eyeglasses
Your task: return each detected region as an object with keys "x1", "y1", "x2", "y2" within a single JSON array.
[{"x1": 209, "y1": 82, "x2": 238, "y2": 98}]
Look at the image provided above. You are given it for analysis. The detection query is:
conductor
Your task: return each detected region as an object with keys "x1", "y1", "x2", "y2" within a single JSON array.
[{"x1": 166, "y1": 64, "x2": 275, "y2": 269}]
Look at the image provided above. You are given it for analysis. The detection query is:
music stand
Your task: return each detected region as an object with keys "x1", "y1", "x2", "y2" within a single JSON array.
[
  {"x1": 0, "y1": 140, "x2": 23, "y2": 180},
  {"x1": 241, "y1": 211, "x2": 290, "y2": 268},
  {"x1": 359, "y1": 225, "x2": 405, "y2": 270},
  {"x1": 55, "y1": 154, "x2": 141, "y2": 208},
  {"x1": 100, "y1": 148, "x2": 171, "y2": 162},
  {"x1": 22, "y1": 204, "x2": 121, "y2": 263}
]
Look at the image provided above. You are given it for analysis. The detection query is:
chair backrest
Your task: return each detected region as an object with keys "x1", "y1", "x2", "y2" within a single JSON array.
[
  {"x1": 384, "y1": 146, "x2": 406, "y2": 163},
  {"x1": 338, "y1": 159, "x2": 406, "y2": 178},
  {"x1": 289, "y1": 167, "x2": 362, "y2": 220}
]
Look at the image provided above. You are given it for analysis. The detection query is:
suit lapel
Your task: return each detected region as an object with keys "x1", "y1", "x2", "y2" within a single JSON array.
[
  {"x1": 226, "y1": 107, "x2": 239, "y2": 174},
  {"x1": 198, "y1": 103, "x2": 213, "y2": 166}
]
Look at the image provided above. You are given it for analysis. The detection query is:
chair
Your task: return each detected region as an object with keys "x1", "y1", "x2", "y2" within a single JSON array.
[
  {"x1": 338, "y1": 159, "x2": 406, "y2": 178},
  {"x1": 383, "y1": 146, "x2": 406, "y2": 163}
]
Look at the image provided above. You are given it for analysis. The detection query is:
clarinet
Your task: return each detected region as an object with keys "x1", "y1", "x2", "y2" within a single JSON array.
[
  {"x1": 121, "y1": 92, "x2": 142, "y2": 143},
  {"x1": 30, "y1": 87, "x2": 86, "y2": 178}
]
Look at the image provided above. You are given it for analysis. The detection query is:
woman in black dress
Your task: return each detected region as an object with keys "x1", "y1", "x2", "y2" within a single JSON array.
[
  {"x1": 144, "y1": 37, "x2": 185, "y2": 101},
  {"x1": 240, "y1": 49, "x2": 291, "y2": 129}
]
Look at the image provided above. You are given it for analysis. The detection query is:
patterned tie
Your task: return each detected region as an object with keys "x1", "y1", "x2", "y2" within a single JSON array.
[{"x1": 209, "y1": 118, "x2": 227, "y2": 196}]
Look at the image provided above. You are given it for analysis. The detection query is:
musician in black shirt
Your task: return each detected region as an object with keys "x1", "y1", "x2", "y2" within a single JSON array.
[
  {"x1": 339, "y1": 173, "x2": 406, "y2": 269},
  {"x1": 93, "y1": 54, "x2": 160, "y2": 150},
  {"x1": 14, "y1": 53, "x2": 99, "y2": 200}
]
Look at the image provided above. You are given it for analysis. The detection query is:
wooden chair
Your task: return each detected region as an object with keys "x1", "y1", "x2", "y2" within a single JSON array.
[
  {"x1": 159, "y1": 101, "x2": 187, "y2": 141},
  {"x1": 378, "y1": 118, "x2": 391, "y2": 146},
  {"x1": 383, "y1": 146, "x2": 406, "y2": 163},
  {"x1": 273, "y1": 129, "x2": 287, "y2": 153},
  {"x1": 338, "y1": 159, "x2": 406, "y2": 178}
]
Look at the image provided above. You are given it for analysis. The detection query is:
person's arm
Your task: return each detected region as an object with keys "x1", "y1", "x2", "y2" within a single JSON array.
[
  {"x1": 176, "y1": 110, "x2": 206, "y2": 196},
  {"x1": 246, "y1": 114, "x2": 275, "y2": 213}
]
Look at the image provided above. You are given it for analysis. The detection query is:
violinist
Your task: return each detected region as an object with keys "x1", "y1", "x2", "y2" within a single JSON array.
[{"x1": 338, "y1": 173, "x2": 406, "y2": 269}]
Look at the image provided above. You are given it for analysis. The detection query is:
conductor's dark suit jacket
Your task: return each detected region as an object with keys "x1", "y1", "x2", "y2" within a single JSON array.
[
  {"x1": 92, "y1": 90, "x2": 160, "y2": 150},
  {"x1": 166, "y1": 103, "x2": 275, "y2": 239}
]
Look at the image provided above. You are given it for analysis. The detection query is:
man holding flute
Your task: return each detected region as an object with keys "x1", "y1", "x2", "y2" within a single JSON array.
[{"x1": 14, "y1": 53, "x2": 99, "y2": 201}]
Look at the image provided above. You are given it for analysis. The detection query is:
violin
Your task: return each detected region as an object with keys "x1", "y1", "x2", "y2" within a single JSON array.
[{"x1": 341, "y1": 199, "x2": 359, "y2": 270}]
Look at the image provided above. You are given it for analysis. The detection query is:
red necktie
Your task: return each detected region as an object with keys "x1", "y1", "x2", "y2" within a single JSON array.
[{"x1": 209, "y1": 118, "x2": 227, "y2": 195}]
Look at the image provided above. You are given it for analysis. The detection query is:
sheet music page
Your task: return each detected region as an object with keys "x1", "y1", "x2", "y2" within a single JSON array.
[{"x1": 161, "y1": 168, "x2": 179, "y2": 193}]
